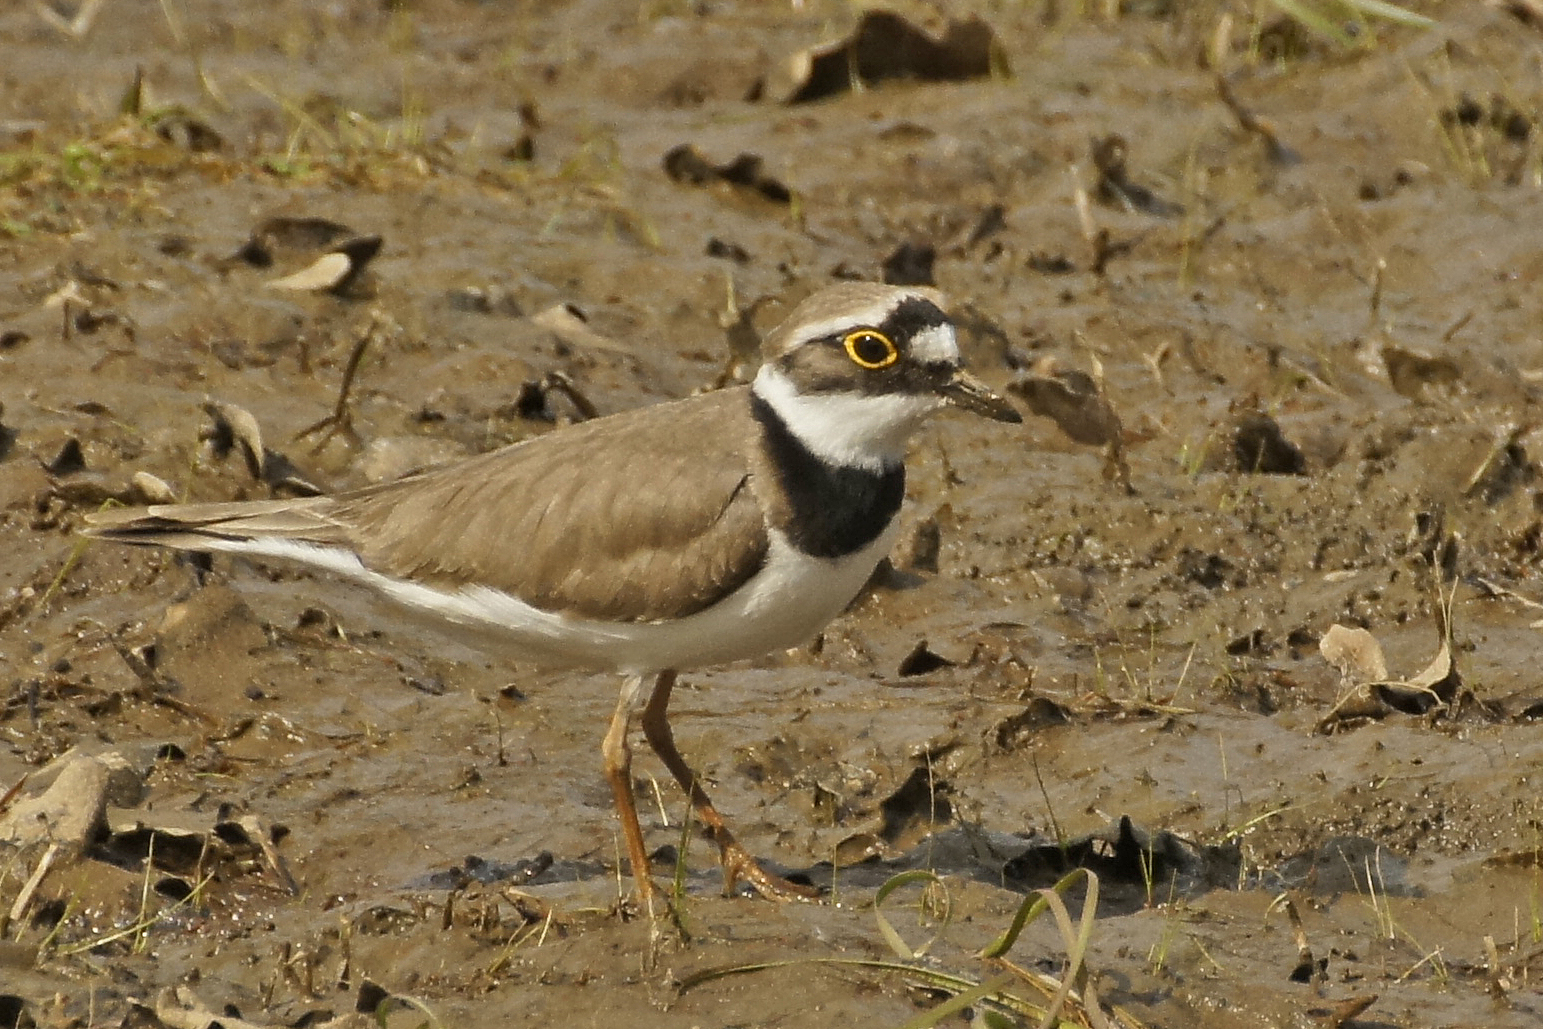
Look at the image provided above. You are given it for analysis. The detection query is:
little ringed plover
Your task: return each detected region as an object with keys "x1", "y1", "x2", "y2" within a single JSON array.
[{"x1": 85, "y1": 281, "x2": 1021, "y2": 906}]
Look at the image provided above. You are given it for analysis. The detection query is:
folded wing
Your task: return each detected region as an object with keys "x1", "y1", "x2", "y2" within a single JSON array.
[{"x1": 86, "y1": 388, "x2": 770, "y2": 623}]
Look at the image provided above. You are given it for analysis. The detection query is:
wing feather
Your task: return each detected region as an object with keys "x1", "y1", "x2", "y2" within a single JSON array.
[{"x1": 86, "y1": 388, "x2": 770, "y2": 624}]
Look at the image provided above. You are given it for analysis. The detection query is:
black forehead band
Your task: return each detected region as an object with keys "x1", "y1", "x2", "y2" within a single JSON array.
[
  {"x1": 878, "y1": 295, "x2": 949, "y2": 340},
  {"x1": 812, "y1": 295, "x2": 948, "y2": 349}
]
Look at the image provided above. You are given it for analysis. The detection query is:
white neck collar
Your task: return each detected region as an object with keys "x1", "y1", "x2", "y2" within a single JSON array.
[{"x1": 751, "y1": 365, "x2": 941, "y2": 473}]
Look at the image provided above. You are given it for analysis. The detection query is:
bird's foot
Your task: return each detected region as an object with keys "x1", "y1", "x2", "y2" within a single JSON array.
[{"x1": 721, "y1": 842, "x2": 822, "y2": 901}]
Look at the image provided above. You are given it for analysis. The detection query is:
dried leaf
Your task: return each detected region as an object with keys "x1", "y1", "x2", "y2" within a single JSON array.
[
  {"x1": 233, "y1": 216, "x2": 357, "y2": 267},
  {"x1": 154, "y1": 987, "x2": 273, "y2": 1029},
  {"x1": 1381, "y1": 344, "x2": 1460, "y2": 398},
  {"x1": 780, "y1": 11, "x2": 1002, "y2": 104},
  {"x1": 1405, "y1": 638, "x2": 1454, "y2": 693},
  {"x1": 265, "y1": 250, "x2": 354, "y2": 292},
  {"x1": 131, "y1": 471, "x2": 178, "y2": 505},
  {"x1": 1235, "y1": 411, "x2": 1306, "y2": 474},
  {"x1": 662, "y1": 144, "x2": 791, "y2": 203},
  {"x1": 200, "y1": 402, "x2": 321, "y2": 495},
  {"x1": 1319, "y1": 624, "x2": 1388, "y2": 683},
  {"x1": 202, "y1": 401, "x2": 265, "y2": 480},
  {"x1": 1008, "y1": 366, "x2": 1121, "y2": 448},
  {"x1": 530, "y1": 303, "x2": 630, "y2": 354},
  {"x1": 1318, "y1": 993, "x2": 1379, "y2": 1028},
  {"x1": 1091, "y1": 134, "x2": 1183, "y2": 217},
  {"x1": 1318, "y1": 543, "x2": 1463, "y2": 729}
]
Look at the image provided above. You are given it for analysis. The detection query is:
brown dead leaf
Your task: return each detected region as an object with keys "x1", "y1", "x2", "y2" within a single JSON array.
[
  {"x1": 232, "y1": 216, "x2": 356, "y2": 267},
  {"x1": 1316, "y1": 994, "x2": 1378, "y2": 1028},
  {"x1": 1404, "y1": 636, "x2": 1455, "y2": 696},
  {"x1": 1235, "y1": 411, "x2": 1306, "y2": 475},
  {"x1": 264, "y1": 235, "x2": 381, "y2": 295},
  {"x1": 153, "y1": 987, "x2": 277, "y2": 1029},
  {"x1": 1382, "y1": 344, "x2": 1460, "y2": 398},
  {"x1": 1009, "y1": 358, "x2": 1133, "y2": 491},
  {"x1": 1318, "y1": 544, "x2": 1463, "y2": 730},
  {"x1": 130, "y1": 470, "x2": 178, "y2": 504},
  {"x1": 202, "y1": 400, "x2": 266, "y2": 480},
  {"x1": 530, "y1": 303, "x2": 630, "y2": 354},
  {"x1": 265, "y1": 250, "x2": 354, "y2": 292},
  {"x1": 1008, "y1": 364, "x2": 1121, "y2": 448},
  {"x1": 201, "y1": 401, "x2": 323, "y2": 496},
  {"x1": 1319, "y1": 625, "x2": 1388, "y2": 683},
  {"x1": 780, "y1": 11, "x2": 1002, "y2": 105},
  {"x1": 662, "y1": 144, "x2": 791, "y2": 204}
]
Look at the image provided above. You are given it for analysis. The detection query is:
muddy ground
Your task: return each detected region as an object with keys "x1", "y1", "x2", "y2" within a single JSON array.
[{"x1": 4, "y1": 1, "x2": 1543, "y2": 1026}]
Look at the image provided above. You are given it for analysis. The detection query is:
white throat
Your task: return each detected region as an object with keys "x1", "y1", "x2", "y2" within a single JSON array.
[{"x1": 752, "y1": 365, "x2": 941, "y2": 472}]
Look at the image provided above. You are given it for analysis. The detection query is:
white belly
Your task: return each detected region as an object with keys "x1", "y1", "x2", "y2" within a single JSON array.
[{"x1": 219, "y1": 524, "x2": 899, "y2": 674}]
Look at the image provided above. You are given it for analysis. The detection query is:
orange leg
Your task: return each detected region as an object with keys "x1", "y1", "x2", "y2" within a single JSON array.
[
  {"x1": 601, "y1": 674, "x2": 663, "y2": 913},
  {"x1": 639, "y1": 669, "x2": 821, "y2": 901}
]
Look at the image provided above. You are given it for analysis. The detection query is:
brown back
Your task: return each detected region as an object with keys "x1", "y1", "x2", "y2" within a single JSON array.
[{"x1": 327, "y1": 387, "x2": 770, "y2": 622}]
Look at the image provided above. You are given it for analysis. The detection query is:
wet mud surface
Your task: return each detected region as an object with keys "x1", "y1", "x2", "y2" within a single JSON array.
[{"x1": 4, "y1": 2, "x2": 1543, "y2": 1026}]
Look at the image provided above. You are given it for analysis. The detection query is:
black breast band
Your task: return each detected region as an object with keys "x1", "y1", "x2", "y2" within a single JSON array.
[{"x1": 750, "y1": 393, "x2": 905, "y2": 559}]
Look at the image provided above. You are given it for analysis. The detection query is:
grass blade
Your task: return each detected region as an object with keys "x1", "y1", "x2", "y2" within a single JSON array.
[
  {"x1": 979, "y1": 868, "x2": 1089, "y2": 960},
  {"x1": 1342, "y1": 0, "x2": 1435, "y2": 28},
  {"x1": 1033, "y1": 873, "x2": 1100, "y2": 1029},
  {"x1": 872, "y1": 869, "x2": 950, "y2": 960},
  {"x1": 679, "y1": 957, "x2": 1044, "y2": 1018},
  {"x1": 1266, "y1": 0, "x2": 1353, "y2": 46},
  {"x1": 896, "y1": 972, "x2": 1019, "y2": 1029}
]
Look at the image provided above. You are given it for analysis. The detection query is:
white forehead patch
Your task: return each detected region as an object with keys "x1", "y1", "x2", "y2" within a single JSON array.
[{"x1": 908, "y1": 323, "x2": 960, "y2": 365}]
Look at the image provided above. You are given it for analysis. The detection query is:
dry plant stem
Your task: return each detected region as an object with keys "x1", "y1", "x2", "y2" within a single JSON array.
[
  {"x1": 6, "y1": 842, "x2": 61, "y2": 932},
  {"x1": 1281, "y1": 893, "x2": 1321, "y2": 982},
  {"x1": 1031, "y1": 754, "x2": 1063, "y2": 845},
  {"x1": 1215, "y1": 74, "x2": 1295, "y2": 162},
  {"x1": 1104, "y1": 439, "x2": 1134, "y2": 494},
  {"x1": 0, "y1": 772, "x2": 27, "y2": 814},
  {"x1": 640, "y1": 670, "x2": 820, "y2": 900},
  {"x1": 294, "y1": 320, "x2": 379, "y2": 450},
  {"x1": 1323, "y1": 994, "x2": 1378, "y2": 1028},
  {"x1": 240, "y1": 815, "x2": 299, "y2": 895},
  {"x1": 542, "y1": 371, "x2": 600, "y2": 421},
  {"x1": 1473, "y1": 576, "x2": 1543, "y2": 611}
]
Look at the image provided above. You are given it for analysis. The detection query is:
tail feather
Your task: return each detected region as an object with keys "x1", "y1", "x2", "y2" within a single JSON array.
[{"x1": 83, "y1": 497, "x2": 350, "y2": 550}]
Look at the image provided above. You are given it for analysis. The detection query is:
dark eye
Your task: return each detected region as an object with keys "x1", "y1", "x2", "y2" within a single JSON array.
[{"x1": 843, "y1": 329, "x2": 898, "y2": 370}]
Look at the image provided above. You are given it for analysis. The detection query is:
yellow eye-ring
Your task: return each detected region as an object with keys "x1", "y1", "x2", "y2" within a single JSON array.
[{"x1": 843, "y1": 329, "x2": 898, "y2": 370}]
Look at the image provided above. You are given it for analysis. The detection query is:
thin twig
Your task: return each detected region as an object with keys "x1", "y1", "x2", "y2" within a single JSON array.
[{"x1": 293, "y1": 319, "x2": 380, "y2": 450}]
